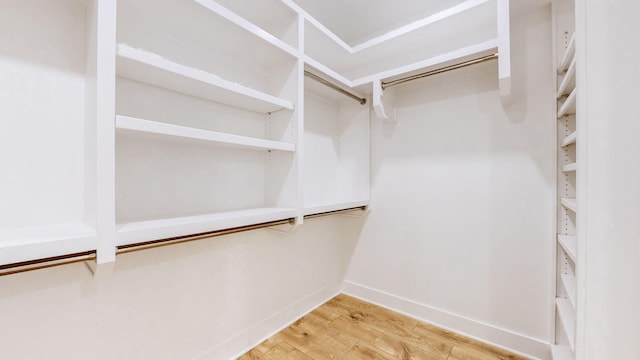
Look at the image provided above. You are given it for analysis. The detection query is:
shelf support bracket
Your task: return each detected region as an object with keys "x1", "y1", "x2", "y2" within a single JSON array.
[{"x1": 373, "y1": 79, "x2": 396, "y2": 122}]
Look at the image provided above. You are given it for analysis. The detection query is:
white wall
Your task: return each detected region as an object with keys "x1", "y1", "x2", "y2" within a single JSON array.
[
  {"x1": 343, "y1": 6, "x2": 555, "y2": 359},
  {"x1": 0, "y1": 217, "x2": 359, "y2": 360},
  {"x1": 576, "y1": 2, "x2": 640, "y2": 359}
]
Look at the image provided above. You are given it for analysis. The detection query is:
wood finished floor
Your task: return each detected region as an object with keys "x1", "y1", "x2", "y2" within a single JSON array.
[{"x1": 238, "y1": 294, "x2": 529, "y2": 360}]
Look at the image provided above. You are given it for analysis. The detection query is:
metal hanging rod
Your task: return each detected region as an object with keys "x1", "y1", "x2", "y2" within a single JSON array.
[
  {"x1": 304, "y1": 70, "x2": 367, "y2": 105},
  {"x1": 117, "y1": 218, "x2": 295, "y2": 255},
  {"x1": 0, "y1": 251, "x2": 96, "y2": 277},
  {"x1": 0, "y1": 219, "x2": 294, "y2": 276},
  {"x1": 304, "y1": 206, "x2": 368, "y2": 220},
  {"x1": 381, "y1": 53, "x2": 499, "y2": 90}
]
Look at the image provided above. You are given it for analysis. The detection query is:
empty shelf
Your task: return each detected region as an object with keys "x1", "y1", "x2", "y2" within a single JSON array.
[
  {"x1": 561, "y1": 198, "x2": 577, "y2": 212},
  {"x1": 194, "y1": 0, "x2": 297, "y2": 58},
  {"x1": 556, "y1": 298, "x2": 576, "y2": 350},
  {"x1": 558, "y1": 235, "x2": 577, "y2": 263},
  {"x1": 116, "y1": 115, "x2": 295, "y2": 152},
  {"x1": 558, "y1": 88, "x2": 577, "y2": 118},
  {"x1": 116, "y1": 44, "x2": 294, "y2": 114},
  {"x1": 551, "y1": 345, "x2": 572, "y2": 360},
  {"x1": 561, "y1": 131, "x2": 577, "y2": 147},
  {"x1": 561, "y1": 274, "x2": 577, "y2": 309},
  {"x1": 558, "y1": 33, "x2": 575, "y2": 74},
  {"x1": 562, "y1": 163, "x2": 577, "y2": 172},
  {"x1": 0, "y1": 223, "x2": 96, "y2": 265},
  {"x1": 557, "y1": 58, "x2": 576, "y2": 98},
  {"x1": 117, "y1": 207, "x2": 298, "y2": 245}
]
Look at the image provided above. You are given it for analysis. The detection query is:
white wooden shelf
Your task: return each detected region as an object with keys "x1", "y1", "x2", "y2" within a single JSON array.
[
  {"x1": 557, "y1": 57, "x2": 576, "y2": 98},
  {"x1": 115, "y1": 115, "x2": 295, "y2": 152},
  {"x1": 0, "y1": 223, "x2": 96, "y2": 265},
  {"x1": 561, "y1": 198, "x2": 577, "y2": 212},
  {"x1": 304, "y1": 200, "x2": 369, "y2": 216},
  {"x1": 556, "y1": 298, "x2": 576, "y2": 350},
  {"x1": 194, "y1": 0, "x2": 298, "y2": 58},
  {"x1": 558, "y1": 88, "x2": 577, "y2": 118},
  {"x1": 561, "y1": 131, "x2": 577, "y2": 147},
  {"x1": 562, "y1": 163, "x2": 577, "y2": 173},
  {"x1": 551, "y1": 345, "x2": 572, "y2": 360},
  {"x1": 116, "y1": 44, "x2": 294, "y2": 114},
  {"x1": 116, "y1": 207, "x2": 298, "y2": 245},
  {"x1": 558, "y1": 33, "x2": 575, "y2": 74},
  {"x1": 561, "y1": 274, "x2": 577, "y2": 309},
  {"x1": 558, "y1": 235, "x2": 577, "y2": 263}
]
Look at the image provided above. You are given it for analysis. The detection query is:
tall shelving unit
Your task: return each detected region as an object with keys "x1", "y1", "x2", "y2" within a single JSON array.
[
  {"x1": 552, "y1": 0, "x2": 577, "y2": 358},
  {"x1": 2, "y1": 0, "x2": 513, "y2": 271},
  {"x1": 114, "y1": 0, "x2": 302, "y2": 245}
]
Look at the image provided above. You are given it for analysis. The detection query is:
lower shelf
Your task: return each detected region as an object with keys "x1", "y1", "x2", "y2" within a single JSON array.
[
  {"x1": 556, "y1": 298, "x2": 576, "y2": 351},
  {"x1": 116, "y1": 207, "x2": 298, "y2": 245},
  {"x1": 0, "y1": 223, "x2": 96, "y2": 265},
  {"x1": 551, "y1": 345, "x2": 572, "y2": 360},
  {"x1": 304, "y1": 200, "x2": 369, "y2": 216}
]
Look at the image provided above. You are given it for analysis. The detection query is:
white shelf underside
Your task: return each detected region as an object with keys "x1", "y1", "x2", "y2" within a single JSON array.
[
  {"x1": 561, "y1": 131, "x2": 577, "y2": 147},
  {"x1": 116, "y1": 207, "x2": 298, "y2": 245}
]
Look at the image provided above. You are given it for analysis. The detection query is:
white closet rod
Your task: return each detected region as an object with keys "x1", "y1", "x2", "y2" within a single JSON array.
[
  {"x1": 304, "y1": 70, "x2": 367, "y2": 105},
  {"x1": 381, "y1": 53, "x2": 499, "y2": 89}
]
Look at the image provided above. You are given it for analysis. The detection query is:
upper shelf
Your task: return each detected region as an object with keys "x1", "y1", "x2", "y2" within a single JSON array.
[
  {"x1": 116, "y1": 115, "x2": 295, "y2": 152},
  {"x1": 116, "y1": 44, "x2": 294, "y2": 114},
  {"x1": 558, "y1": 32, "x2": 575, "y2": 74},
  {"x1": 193, "y1": 0, "x2": 298, "y2": 57}
]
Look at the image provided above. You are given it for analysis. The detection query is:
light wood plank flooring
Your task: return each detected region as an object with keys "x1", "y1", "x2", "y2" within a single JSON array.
[{"x1": 238, "y1": 295, "x2": 529, "y2": 360}]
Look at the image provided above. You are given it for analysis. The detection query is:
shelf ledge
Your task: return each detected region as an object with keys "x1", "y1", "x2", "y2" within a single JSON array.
[
  {"x1": 562, "y1": 163, "x2": 577, "y2": 173},
  {"x1": 116, "y1": 207, "x2": 298, "y2": 245},
  {"x1": 561, "y1": 131, "x2": 577, "y2": 147},
  {"x1": 116, "y1": 44, "x2": 294, "y2": 114},
  {"x1": 556, "y1": 298, "x2": 576, "y2": 350},
  {"x1": 558, "y1": 235, "x2": 577, "y2": 263},
  {"x1": 558, "y1": 88, "x2": 577, "y2": 118},
  {"x1": 561, "y1": 198, "x2": 577, "y2": 212},
  {"x1": 116, "y1": 115, "x2": 295, "y2": 152}
]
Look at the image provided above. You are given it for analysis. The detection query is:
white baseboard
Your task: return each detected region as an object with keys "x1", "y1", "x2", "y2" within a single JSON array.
[
  {"x1": 193, "y1": 282, "x2": 341, "y2": 360},
  {"x1": 342, "y1": 280, "x2": 550, "y2": 360}
]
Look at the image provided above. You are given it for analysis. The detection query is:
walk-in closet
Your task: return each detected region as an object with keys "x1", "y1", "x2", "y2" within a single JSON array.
[{"x1": 1, "y1": 0, "x2": 639, "y2": 359}]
